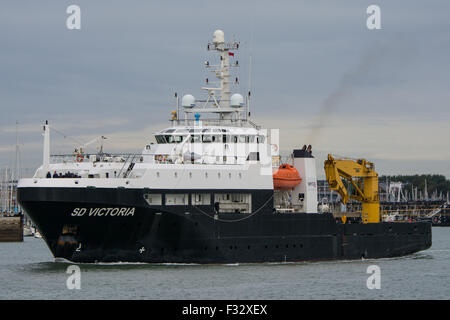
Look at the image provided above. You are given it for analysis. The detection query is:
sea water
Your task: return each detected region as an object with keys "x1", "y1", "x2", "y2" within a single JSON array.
[{"x1": 0, "y1": 227, "x2": 449, "y2": 300}]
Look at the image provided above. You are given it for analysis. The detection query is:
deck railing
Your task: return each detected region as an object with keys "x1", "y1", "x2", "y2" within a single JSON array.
[{"x1": 169, "y1": 118, "x2": 260, "y2": 129}]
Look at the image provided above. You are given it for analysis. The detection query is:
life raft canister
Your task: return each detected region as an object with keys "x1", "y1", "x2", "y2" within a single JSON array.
[{"x1": 273, "y1": 164, "x2": 302, "y2": 190}]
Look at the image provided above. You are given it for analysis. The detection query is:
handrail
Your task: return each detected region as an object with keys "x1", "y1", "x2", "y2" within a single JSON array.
[
  {"x1": 117, "y1": 154, "x2": 139, "y2": 178},
  {"x1": 169, "y1": 118, "x2": 259, "y2": 128}
]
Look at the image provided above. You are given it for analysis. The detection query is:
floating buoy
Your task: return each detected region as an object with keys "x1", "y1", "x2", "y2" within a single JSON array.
[{"x1": 273, "y1": 164, "x2": 302, "y2": 190}]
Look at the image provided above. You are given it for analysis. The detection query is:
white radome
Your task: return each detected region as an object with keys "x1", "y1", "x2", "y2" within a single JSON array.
[
  {"x1": 230, "y1": 93, "x2": 244, "y2": 108},
  {"x1": 213, "y1": 29, "x2": 225, "y2": 44},
  {"x1": 181, "y1": 94, "x2": 196, "y2": 108}
]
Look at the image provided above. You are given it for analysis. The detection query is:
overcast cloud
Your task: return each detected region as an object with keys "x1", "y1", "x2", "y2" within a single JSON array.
[{"x1": 0, "y1": 0, "x2": 449, "y2": 178}]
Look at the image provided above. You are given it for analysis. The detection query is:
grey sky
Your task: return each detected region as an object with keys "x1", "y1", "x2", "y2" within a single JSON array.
[{"x1": 1, "y1": 1, "x2": 449, "y2": 178}]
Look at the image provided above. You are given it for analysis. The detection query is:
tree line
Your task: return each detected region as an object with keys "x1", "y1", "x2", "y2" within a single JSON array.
[{"x1": 379, "y1": 174, "x2": 450, "y2": 195}]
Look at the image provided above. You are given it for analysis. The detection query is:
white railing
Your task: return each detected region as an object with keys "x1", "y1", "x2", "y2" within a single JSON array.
[
  {"x1": 49, "y1": 153, "x2": 136, "y2": 164},
  {"x1": 169, "y1": 118, "x2": 259, "y2": 129}
]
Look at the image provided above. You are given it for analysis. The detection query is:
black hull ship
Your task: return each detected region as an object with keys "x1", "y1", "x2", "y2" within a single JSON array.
[
  {"x1": 18, "y1": 186, "x2": 431, "y2": 264},
  {"x1": 18, "y1": 30, "x2": 431, "y2": 264}
]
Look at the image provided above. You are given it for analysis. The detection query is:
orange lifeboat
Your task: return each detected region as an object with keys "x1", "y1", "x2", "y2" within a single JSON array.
[{"x1": 273, "y1": 164, "x2": 302, "y2": 190}]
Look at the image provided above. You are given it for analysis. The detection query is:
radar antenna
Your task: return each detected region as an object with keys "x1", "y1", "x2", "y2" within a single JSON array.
[{"x1": 180, "y1": 30, "x2": 243, "y2": 123}]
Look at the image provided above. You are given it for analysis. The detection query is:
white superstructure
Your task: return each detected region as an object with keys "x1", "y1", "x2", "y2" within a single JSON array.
[{"x1": 18, "y1": 30, "x2": 318, "y2": 213}]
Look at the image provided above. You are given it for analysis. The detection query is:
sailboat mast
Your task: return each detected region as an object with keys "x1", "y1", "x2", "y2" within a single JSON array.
[
  {"x1": 8, "y1": 167, "x2": 12, "y2": 213},
  {"x1": 13, "y1": 121, "x2": 19, "y2": 212},
  {"x1": 0, "y1": 169, "x2": 4, "y2": 213}
]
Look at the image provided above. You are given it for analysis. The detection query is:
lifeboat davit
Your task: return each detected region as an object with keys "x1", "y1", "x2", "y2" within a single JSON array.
[{"x1": 273, "y1": 164, "x2": 302, "y2": 190}]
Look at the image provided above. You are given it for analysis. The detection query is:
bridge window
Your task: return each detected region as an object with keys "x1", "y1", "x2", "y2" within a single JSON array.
[
  {"x1": 202, "y1": 135, "x2": 212, "y2": 143},
  {"x1": 166, "y1": 135, "x2": 185, "y2": 143},
  {"x1": 155, "y1": 135, "x2": 166, "y2": 144},
  {"x1": 212, "y1": 135, "x2": 222, "y2": 142},
  {"x1": 239, "y1": 135, "x2": 249, "y2": 143}
]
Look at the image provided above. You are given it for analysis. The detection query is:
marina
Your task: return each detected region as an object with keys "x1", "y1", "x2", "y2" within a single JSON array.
[{"x1": 318, "y1": 179, "x2": 450, "y2": 225}]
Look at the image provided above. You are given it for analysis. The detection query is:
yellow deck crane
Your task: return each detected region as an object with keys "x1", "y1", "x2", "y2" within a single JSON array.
[{"x1": 324, "y1": 154, "x2": 380, "y2": 223}]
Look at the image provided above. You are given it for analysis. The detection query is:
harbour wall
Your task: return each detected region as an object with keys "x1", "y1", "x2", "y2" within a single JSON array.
[{"x1": 0, "y1": 216, "x2": 23, "y2": 242}]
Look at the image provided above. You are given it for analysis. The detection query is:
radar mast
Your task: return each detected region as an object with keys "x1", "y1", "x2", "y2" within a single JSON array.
[{"x1": 180, "y1": 30, "x2": 244, "y2": 124}]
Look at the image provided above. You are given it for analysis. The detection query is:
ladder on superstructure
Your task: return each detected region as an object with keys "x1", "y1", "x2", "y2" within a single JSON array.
[{"x1": 117, "y1": 154, "x2": 139, "y2": 178}]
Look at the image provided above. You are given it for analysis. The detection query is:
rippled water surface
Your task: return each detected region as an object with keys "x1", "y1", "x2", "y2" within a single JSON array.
[{"x1": 1, "y1": 227, "x2": 449, "y2": 299}]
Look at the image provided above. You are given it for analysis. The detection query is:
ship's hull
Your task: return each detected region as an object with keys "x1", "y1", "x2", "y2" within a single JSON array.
[{"x1": 17, "y1": 187, "x2": 432, "y2": 263}]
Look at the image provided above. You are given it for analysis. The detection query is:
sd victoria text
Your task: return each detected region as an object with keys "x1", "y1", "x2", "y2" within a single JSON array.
[{"x1": 71, "y1": 207, "x2": 135, "y2": 217}]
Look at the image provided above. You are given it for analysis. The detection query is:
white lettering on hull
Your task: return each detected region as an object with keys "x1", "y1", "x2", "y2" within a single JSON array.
[{"x1": 71, "y1": 207, "x2": 135, "y2": 217}]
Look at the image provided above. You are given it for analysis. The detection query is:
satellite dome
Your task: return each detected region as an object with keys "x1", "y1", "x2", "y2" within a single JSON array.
[
  {"x1": 182, "y1": 94, "x2": 196, "y2": 108},
  {"x1": 230, "y1": 93, "x2": 244, "y2": 108},
  {"x1": 213, "y1": 30, "x2": 225, "y2": 44}
]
